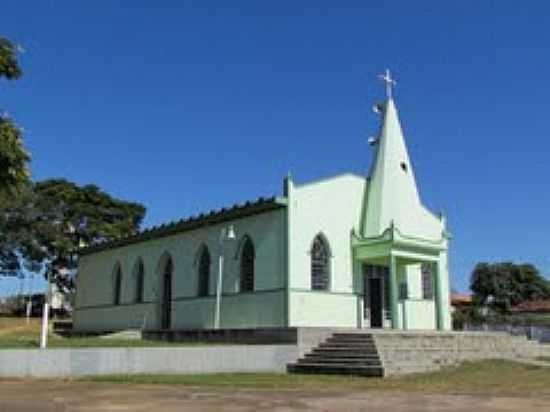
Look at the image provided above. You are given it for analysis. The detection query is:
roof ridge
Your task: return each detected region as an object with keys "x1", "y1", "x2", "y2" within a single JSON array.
[{"x1": 80, "y1": 195, "x2": 285, "y2": 256}]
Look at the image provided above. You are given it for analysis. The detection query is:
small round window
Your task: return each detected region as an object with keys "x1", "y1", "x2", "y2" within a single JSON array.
[{"x1": 400, "y1": 162, "x2": 408, "y2": 173}]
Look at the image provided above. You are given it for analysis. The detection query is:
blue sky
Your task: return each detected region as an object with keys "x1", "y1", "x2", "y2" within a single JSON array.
[{"x1": 2, "y1": 1, "x2": 550, "y2": 296}]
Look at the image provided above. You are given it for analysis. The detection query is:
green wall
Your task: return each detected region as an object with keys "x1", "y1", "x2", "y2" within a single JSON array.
[{"x1": 74, "y1": 209, "x2": 287, "y2": 331}]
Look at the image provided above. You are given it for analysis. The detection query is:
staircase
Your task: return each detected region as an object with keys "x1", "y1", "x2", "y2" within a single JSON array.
[
  {"x1": 287, "y1": 333, "x2": 384, "y2": 377},
  {"x1": 288, "y1": 330, "x2": 550, "y2": 377}
]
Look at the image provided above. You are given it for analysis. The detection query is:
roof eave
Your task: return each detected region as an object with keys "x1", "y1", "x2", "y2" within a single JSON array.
[{"x1": 80, "y1": 196, "x2": 287, "y2": 256}]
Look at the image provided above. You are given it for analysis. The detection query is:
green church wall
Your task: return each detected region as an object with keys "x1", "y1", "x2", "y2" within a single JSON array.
[
  {"x1": 169, "y1": 290, "x2": 286, "y2": 329},
  {"x1": 74, "y1": 209, "x2": 287, "y2": 331}
]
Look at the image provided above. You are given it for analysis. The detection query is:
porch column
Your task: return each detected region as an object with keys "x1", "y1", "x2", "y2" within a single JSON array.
[
  {"x1": 389, "y1": 254, "x2": 401, "y2": 329},
  {"x1": 433, "y1": 260, "x2": 444, "y2": 331}
]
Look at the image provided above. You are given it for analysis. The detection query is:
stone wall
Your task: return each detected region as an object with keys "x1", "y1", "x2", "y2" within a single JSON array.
[{"x1": 371, "y1": 330, "x2": 550, "y2": 375}]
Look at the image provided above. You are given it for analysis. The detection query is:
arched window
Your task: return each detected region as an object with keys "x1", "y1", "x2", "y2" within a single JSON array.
[
  {"x1": 113, "y1": 264, "x2": 122, "y2": 305},
  {"x1": 134, "y1": 259, "x2": 145, "y2": 303},
  {"x1": 198, "y1": 246, "x2": 211, "y2": 297},
  {"x1": 160, "y1": 255, "x2": 173, "y2": 329},
  {"x1": 240, "y1": 237, "x2": 255, "y2": 292},
  {"x1": 311, "y1": 234, "x2": 330, "y2": 291}
]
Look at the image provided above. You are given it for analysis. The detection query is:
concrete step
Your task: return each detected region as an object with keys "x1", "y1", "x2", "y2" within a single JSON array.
[
  {"x1": 318, "y1": 342, "x2": 376, "y2": 351},
  {"x1": 288, "y1": 332, "x2": 385, "y2": 377},
  {"x1": 305, "y1": 352, "x2": 380, "y2": 360},
  {"x1": 299, "y1": 357, "x2": 382, "y2": 366},
  {"x1": 325, "y1": 340, "x2": 376, "y2": 346},
  {"x1": 287, "y1": 363, "x2": 384, "y2": 377},
  {"x1": 332, "y1": 333, "x2": 374, "y2": 339},
  {"x1": 327, "y1": 336, "x2": 374, "y2": 342},
  {"x1": 100, "y1": 329, "x2": 142, "y2": 340},
  {"x1": 312, "y1": 347, "x2": 378, "y2": 354}
]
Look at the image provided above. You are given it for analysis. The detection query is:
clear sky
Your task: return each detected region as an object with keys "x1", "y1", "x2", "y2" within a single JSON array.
[{"x1": 2, "y1": 1, "x2": 549, "y2": 296}]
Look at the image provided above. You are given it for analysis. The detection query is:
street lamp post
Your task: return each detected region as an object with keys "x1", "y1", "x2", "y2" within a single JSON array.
[{"x1": 214, "y1": 225, "x2": 236, "y2": 329}]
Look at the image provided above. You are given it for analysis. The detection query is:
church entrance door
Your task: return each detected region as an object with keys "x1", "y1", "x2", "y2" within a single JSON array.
[
  {"x1": 369, "y1": 277, "x2": 383, "y2": 328},
  {"x1": 363, "y1": 264, "x2": 387, "y2": 328}
]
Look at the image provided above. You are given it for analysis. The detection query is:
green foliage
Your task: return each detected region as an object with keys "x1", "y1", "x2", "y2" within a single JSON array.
[
  {"x1": 1, "y1": 179, "x2": 146, "y2": 292},
  {"x1": 0, "y1": 37, "x2": 29, "y2": 198},
  {"x1": 0, "y1": 38, "x2": 22, "y2": 80},
  {"x1": 0, "y1": 36, "x2": 146, "y2": 294},
  {"x1": 452, "y1": 305, "x2": 484, "y2": 329},
  {"x1": 0, "y1": 294, "x2": 27, "y2": 316},
  {"x1": 0, "y1": 116, "x2": 30, "y2": 199},
  {"x1": 470, "y1": 262, "x2": 550, "y2": 313},
  {"x1": 34, "y1": 179, "x2": 146, "y2": 244}
]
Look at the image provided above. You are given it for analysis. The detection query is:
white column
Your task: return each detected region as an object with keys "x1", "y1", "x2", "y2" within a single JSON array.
[
  {"x1": 434, "y1": 261, "x2": 445, "y2": 331},
  {"x1": 389, "y1": 255, "x2": 401, "y2": 329}
]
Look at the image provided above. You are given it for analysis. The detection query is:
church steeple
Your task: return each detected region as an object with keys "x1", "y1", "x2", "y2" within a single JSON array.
[{"x1": 363, "y1": 70, "x2": 423, "y2": 238}]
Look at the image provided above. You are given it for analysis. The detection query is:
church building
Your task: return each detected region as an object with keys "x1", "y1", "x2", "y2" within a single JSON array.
[{"x1": 74, "y1": 73, "x2": 452, "y2": 332}]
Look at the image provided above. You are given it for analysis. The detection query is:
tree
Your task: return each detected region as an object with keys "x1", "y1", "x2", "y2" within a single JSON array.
[
  {"x1": 0, "y1": 116, "x2": 30, "y2": 200},
  {"x1": 0, "y1": 36, "x2": 146, "y2": 295},
  {"x1": 1, "y1": 179, "x2": 146, "y2": 293},
  {"x1": 470, "y1": 262, "x2": 550, "y2": 313},
  {"x1": 0, "y1": 36, "x2": 29, "y2": 199},
  {"x1": 0, "y1": 38, "x2": 22, "y2": 80}
]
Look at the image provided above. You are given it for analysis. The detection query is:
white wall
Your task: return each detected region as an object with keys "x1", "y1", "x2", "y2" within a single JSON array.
[{"x1": 287, "y1": 174, "x2": 367, "y2": 327}]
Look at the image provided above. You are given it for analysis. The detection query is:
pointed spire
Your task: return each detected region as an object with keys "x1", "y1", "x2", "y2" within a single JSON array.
[{"x1": 363, "y1": 73, "x2": 422, "y2": 238}]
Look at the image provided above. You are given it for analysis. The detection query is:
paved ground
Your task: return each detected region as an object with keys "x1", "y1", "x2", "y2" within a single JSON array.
[{"x1": 2, "y1": 380, "x2": 550, "y2": 412}]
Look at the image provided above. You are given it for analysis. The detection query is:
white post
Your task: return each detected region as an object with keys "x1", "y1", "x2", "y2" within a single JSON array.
[
  {"x1": 40, "y1": 302, "x2": 49, "y2": 349},
  {"x1": 213, "y1": 225, "x2": 235, "y2": 330},
  {"x1": 214, "y1": 253, "x2": 224, "y2": 329},
  {"x1": 40, "y1": 271, "x2": 51, "y2": 349},
  {"x1": 25, "y1": 299, "x2": 32, "y2": 324}
]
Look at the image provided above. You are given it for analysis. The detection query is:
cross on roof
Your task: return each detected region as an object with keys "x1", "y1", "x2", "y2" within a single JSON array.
[{"x1": 378, "y1": 68, "x2": 396, "y2": 99}]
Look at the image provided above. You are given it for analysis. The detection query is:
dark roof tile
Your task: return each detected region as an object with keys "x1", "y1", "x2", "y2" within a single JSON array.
[{"x1": 80, "y1": 196, "x2": 286, "y2": 256}]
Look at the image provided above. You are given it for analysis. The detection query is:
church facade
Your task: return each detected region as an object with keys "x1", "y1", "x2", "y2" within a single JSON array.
[{"x1": 74, "y1": 86, "x2": 452, "y2": 332}]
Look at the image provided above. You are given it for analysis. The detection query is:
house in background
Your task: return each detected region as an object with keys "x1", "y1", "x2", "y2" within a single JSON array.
[
  {"x1": 451, "y1": 293, "x2": 473, "y2": 312},
  {"x1": 73, "y1": 73, "x2": 452, "y2": 333},
  {"x1": 511, "y1": 300, "x2": 550, "y2": 320}
]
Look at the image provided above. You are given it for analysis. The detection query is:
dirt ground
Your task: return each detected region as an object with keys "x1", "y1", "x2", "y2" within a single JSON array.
[{"x1": 1, "y1": 380, "x2": 550, "y2": 412}]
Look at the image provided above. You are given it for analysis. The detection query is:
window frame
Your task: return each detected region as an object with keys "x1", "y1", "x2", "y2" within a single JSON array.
[
  {"x1": 310, "y1": 233, "x2": 331, "y2": 291},
  {"x1": 421, "y1": 263, "x2": 434, "y2": 300},
  {"x1": 198, "y1": 245, "x2": 211, "y2": 297},
  {"x1": 239, "y1": 236, "x2": 255, "y2": 293},
  {"x1": 135, "y1": 259, "x2": 145, "y2": 303}
]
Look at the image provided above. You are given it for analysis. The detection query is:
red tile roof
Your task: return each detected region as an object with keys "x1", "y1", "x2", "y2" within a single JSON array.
[
  {"x1": 451, "y1": 293, "x2": 473, "y2": 305},
  {"x1": 510, "y1": 300, "x2": 550, "y2": 314}
]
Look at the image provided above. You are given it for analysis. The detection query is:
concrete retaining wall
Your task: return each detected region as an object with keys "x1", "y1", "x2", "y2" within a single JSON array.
[
  {"x1": 465, "y1": 323, "x2": 550, "y2": 343},
  {"x1": 0, "y1": 345, "x2": 298, "y2": 378}
]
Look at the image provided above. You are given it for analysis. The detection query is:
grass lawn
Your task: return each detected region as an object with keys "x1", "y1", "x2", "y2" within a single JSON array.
[
  {"x1": 0, "y1": 317, "x2": 197, "y2": 348},
  {"x1": 81, "y1": 360, "x2": 550, "y2": 397}
]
